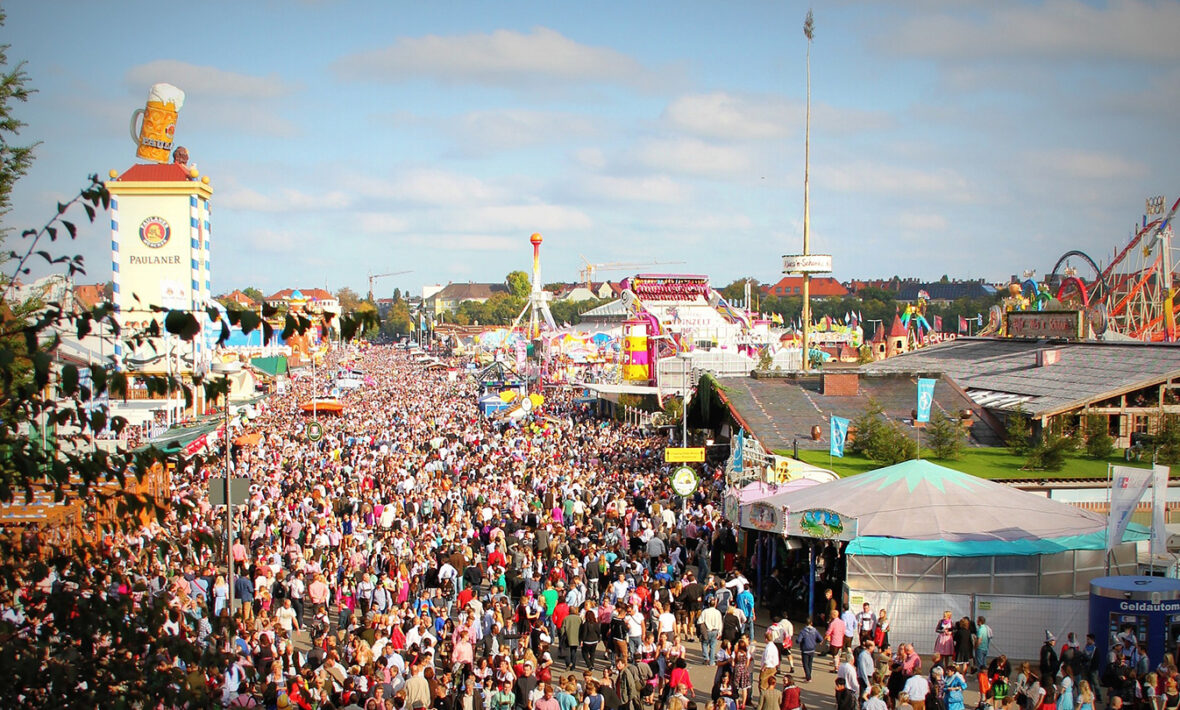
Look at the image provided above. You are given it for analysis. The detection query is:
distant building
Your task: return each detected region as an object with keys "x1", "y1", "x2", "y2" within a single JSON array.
[
  {"x1": 844, "y1": 277, "x2": 918, "y2": 295},
  {"x1": 265, "y1": 288, "x2": 340, "y2": 316},
  {"x1": 896, "y1": 280, "x2": 997, "y2": 305},
  {"x1": 557, "y1": 281, "x2": 619, "y2": 302},
  {"x1": 219, "y1": 289, "x2": 258, "y2": 309},
  {"x1": 763, "y1": 276, "x2": 848, "y2": 300},
  {"x1": 428, "y1": 282, "x2": 511, "y2": 314},
  {"x1": 72, "y1": 283, "x2": 108, "y2": 311}
]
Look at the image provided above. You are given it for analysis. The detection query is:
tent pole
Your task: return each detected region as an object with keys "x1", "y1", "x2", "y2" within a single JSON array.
[{"x1": 808, "y1": 541, "x2": 816, "y2": 621}]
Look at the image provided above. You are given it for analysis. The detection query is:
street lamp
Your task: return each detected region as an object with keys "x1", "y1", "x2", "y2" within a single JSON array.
[{"x1": 211, "y1": 360, "x2": 241, "y2": 617}]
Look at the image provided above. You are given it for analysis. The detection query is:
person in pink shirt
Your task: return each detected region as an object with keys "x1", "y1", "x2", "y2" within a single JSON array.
[{"x1": 825, "y1": 610, "x2": 846, "y2": 673}]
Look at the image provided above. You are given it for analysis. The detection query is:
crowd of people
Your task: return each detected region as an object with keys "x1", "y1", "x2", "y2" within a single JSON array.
[{"x1": 0, "y1": 343, "x2": 1163, "y2": 710}]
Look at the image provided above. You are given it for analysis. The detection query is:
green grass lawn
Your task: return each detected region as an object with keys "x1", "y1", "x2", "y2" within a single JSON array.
[{"x1": 786, "y1": 446, "x2": 1149, "y2": 480}]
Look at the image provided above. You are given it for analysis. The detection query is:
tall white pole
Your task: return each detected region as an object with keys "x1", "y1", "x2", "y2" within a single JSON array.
[{"x1": 801, "y1": 9, "x2": 814, "y2": 372}]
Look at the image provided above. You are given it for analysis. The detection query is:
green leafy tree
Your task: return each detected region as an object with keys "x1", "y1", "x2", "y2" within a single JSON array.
[
  {"x1": 1005, "y1": 404, "x2": 1032, "y2": 455},
  {"x1": 241, "y1": 286, "x2": 264, "y2": 303},
  {"x1": 1156, "y1": 415, "x2": 1180, "y2": 465},
  {"x1": 0, "y1": 10, "x2": 35, "y2": 248},
  {"x1": 1084, "y1": 413, "x2": 1116, "y2": 459},
  {"x1": 925, "y1": 410, "x2": 966, "y2": 460},
  {"x1": 849, "y1": 398, "x2": 917, "y2": 464},
  {"x1": 506, "y1": 270, "x2": 531, "y2": 299},
  {"x1": 1025, "y1": 431, "x2": 1071, "y2": 471},
  {"x1": 336, "y1": 286, "x2": 363, "y2": 312},
  {"x1": 0, "y1": 178, "x2": 379, "y2": 706}
]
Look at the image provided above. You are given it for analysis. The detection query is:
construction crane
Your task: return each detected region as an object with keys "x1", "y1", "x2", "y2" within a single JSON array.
[
  {"x1": 578, "y1": 255, "x2": 686, "y2": 289},
  {"x1": 367, "y1": 269, "x2": 412, "y2": 302}
]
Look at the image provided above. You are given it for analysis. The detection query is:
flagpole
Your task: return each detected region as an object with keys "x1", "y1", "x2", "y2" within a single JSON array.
[{"x1": 1105, "y1": 462, "x2": 1112, "y2": 575}]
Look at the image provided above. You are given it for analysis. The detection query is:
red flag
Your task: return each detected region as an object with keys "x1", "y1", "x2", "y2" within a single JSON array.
[
  {"x1": 933, "y1": 315, "x2": 943, "y2": 332},
  {"x1": 958, "y1": 316, "x2": 968, "y2": 333}
]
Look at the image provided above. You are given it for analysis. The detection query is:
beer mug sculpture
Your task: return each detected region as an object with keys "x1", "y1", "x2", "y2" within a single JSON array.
[{"x1": 130, "y1": 83, "x2": 185, "y2": 163}]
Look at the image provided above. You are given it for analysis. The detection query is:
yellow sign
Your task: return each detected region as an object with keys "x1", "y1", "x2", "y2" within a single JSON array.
[{"x1": 664, "y1": 447, "x2": 706, "y2": 463}]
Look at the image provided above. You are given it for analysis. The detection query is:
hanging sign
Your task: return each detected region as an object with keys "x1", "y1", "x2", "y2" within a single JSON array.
[
  {"x1": 787, "y1": 508, "x2": 859, "y2": 541},
  {"x1": 665, "y1": 447, "x2": 706, "y2": 463},
  {"x1": 782, "y1": 254, "x2": 833, "y2": 274},
  {"x1": 670, "y1": 466, "x2": 700, "y2": 497},
  {"x1": 305, "y1": 420, "x2": 324, "y2": 442},
  {"x1": 741, "y1": 501, "x2": 788, "y2": 534}
]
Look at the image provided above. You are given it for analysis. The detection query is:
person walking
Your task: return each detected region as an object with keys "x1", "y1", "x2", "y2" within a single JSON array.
[
  {"x1": 825, "y1": 610, "x2": 846, "y2": 673},
  {"x1": 795, "y1": 617, "x2": 823, "y2": 683},
  {"x1": 699, "y1": 598, "x2": 724, "y2": 666}
]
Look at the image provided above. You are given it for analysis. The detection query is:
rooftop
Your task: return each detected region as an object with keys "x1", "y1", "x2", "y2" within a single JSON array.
[
  {"x1": 862, "y1": 337, "x2": 1180, "y2": 416},
  {"x1": 716, "y1": 372, "x2": 998, "y2": 452}
]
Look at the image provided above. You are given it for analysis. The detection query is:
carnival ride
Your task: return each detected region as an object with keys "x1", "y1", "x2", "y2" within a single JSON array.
[{"x1": 1047, "y1": 196, "x2": 1180, "y2": 341}]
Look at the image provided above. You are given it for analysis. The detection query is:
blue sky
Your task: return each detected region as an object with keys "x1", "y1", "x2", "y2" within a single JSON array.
[{"x1": 5, "y1": 0, "x2": 1179, "y2": 298}]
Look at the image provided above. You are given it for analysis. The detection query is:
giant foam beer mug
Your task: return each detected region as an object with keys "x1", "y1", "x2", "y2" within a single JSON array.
[{"x1": 129, "y1": 83, "x2": 185, "y2": 163}]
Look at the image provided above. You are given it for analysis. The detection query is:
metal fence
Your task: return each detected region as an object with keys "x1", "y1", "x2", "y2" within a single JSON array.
[{"x1": 851, "y1": 589, "x2": 1089, "y2": 661}]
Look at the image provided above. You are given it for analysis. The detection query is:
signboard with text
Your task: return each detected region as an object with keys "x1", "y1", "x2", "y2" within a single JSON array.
[
  {"x1": 782, "y1": 254, "x2": 833, "y2": 274},
  {"x1": 1006, "y1": 310, "x2": 1086, "y2": 340},
  {"x1": 665, "y1": 447, "x2": 706, "y2": 463}
]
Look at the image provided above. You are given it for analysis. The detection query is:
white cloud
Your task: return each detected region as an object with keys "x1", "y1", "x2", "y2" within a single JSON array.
[
  {"x1": 664, "y1": 93, "x2": 791, "y2": 140},
  {"x1": 444, "y1": 204, "x2": 593, "y2": 233},
  {"x1": 333, "y1": 26, "x2": 649, "y2": 87},
  {"x1": 896, "y1": 211, "x2": 949, "y2": 232},
  {"x1": 882, "y1": 0, "x2": 1180, "y2": 61},
  {"x1": 580, "y1": 174, "x2": 691, "y2": 204},
  {"x1": 663, "y1": 92, "x2": 890, "y2": 141},
  {"x1": 243, "y1": 228, "x2": 299, "y2": 253},
  {"x1": 635, "y1": 138, "x2": 752, "y2": 177},
  {"x1": 341, "y1": 169, "x2": 505, "y2": 206},
  {"x1": 356, "y1": 213, "x2": 410, "y2": 234},
  {"x1": 816, "y1": 161, "x2": 976, "y2": 203},
  {"x1": 651, "y1": 212, "x2": 755, "y2": 231},
  {"x1": 126, "y1": 60, "x2": 296, "y2": 99},
  {"x1": 453, "y1": 109, "x2": 599, "y2": 153},
  {"x1": 218, "y1": 186, "x2": 353, "y2": 212},
  {"x1": 405, "y1": 234, "x2": 519, "y2": 251},
  {"x1": 573, "y1": 147, "x2": 607, "y2": 170},
  {"x1": 1027, "y1": 149, "x2": 1148, "y2": 180}
]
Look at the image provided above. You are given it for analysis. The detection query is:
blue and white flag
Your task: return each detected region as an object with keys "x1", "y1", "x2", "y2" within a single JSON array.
[
  {"x1": 733, "y1": 428, "x2": 744, "y2": 473},
  {"x1": 916, "y1": 378, "x2": 936, "y2": 423},
  {"x1": 830, "y1": 416, "x2": 850, "y2": 458}
]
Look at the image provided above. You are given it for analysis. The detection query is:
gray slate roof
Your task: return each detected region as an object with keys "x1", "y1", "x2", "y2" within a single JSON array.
[
  {"x1": 862, "y1": 337, "x2": 1180, "y2": 416},
  {"x1": 579, "y1": 299, "x2": 628, "y2": 321},
  {"x1": 718, "y1": 373, "x2": 997, "y2": 452}
]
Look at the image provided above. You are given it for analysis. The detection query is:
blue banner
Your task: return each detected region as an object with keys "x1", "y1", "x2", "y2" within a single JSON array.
[
  {"x1": 733, "y1": 428, "x2": 744, "y2": 472},
  {"x1": 830, "y1": 416, "x2": 849, "y2": 458},
  {"x1": 916, "y1": 378, "x2": 936, "y2": 423}
]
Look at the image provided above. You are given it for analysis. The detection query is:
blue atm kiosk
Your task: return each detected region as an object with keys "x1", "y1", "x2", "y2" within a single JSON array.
[{"x1": 1090, "y1": 576, "x2": 1180, "y2": 670}]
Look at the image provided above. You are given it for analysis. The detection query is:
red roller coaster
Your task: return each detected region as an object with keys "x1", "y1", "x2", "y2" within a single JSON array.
[{"x1": 1049, "y1": 196, "x2": 1180, "y2": 341}]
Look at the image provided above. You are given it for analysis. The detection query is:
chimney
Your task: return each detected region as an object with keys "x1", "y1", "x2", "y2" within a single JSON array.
[
  {"x1": 823, "y1": 371, "x2": 859, "y2": 396},
  {"x1": 1036, "y1": 349, "x2": 1061, "y2": 367}
]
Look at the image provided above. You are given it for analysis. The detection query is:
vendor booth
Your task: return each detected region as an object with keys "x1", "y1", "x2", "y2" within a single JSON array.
[{"x1": 731, "y1": 460, "x2": 1148, "y2": 660}]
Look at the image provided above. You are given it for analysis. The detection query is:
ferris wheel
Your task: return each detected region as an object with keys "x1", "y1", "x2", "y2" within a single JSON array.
[{"x1": 1049, "y1": 195, "x2": 1180, "y2": 340}]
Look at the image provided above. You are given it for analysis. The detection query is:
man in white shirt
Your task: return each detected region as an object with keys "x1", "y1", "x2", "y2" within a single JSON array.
[
  {"x1": 903, "y1": 671, "x2": 930, "y2": 710},
  {"x1": 760, "y1": 629, "x2": 781, "y2": 691},
  {"x1": 275, "y1": 598, "x2": 299, "y2": 632},
  {"x1": 699, "y1": 598, "x2": 724, "y2": 665}
]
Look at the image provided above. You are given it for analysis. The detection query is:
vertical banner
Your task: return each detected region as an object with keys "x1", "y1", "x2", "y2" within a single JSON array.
[
  {"x1": 733, "y1": 428, "x2": 744, "y2": 473},
  {"x1": 1153, "y1": 464, "x2": 1170, "y2": 553},
  {"x1": 916, "y1": 378, "x2": 936, "y2": 423},
  {"x1": 830, "y1": 416, "x2": 850, "y2": 458},
  {"x1": 1107, "y1": 466, "x2": 1154, "y2": 551}
]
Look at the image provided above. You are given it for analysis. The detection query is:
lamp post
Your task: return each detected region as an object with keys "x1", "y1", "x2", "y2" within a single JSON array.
[
  {"x1": 211, "y1": 360, "x2": 241, "y2": 616},
  {"x1": 801, "y1": 9, "x2": 815, "y2": 371}
]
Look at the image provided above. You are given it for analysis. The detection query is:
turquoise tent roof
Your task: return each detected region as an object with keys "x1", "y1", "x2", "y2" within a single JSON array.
[{"x1": 764, "y1": 459, "x2": 1149, "y2": 557}]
